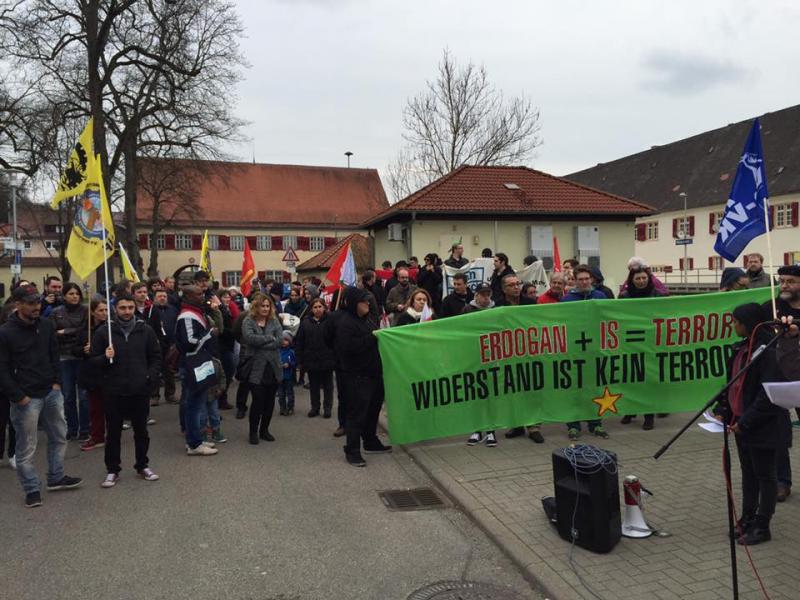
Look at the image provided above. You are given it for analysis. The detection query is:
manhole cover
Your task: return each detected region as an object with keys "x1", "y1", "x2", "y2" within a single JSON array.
[
  {"x1": 379, "y1": 487, "x2": 446, "y2": 511},
  {"x1": 407, "y1": 580, "x2": 526, "y2": 600}
]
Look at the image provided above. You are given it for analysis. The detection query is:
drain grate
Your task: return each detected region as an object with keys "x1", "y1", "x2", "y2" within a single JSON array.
[
  {"x1": 407, "y1": 580, "x2": 527, "y2": 599},
  {"x1": 379, "y1": 487, "x2": 446, "y2": 511}
]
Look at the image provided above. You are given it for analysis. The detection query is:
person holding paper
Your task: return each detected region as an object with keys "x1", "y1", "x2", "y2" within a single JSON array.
[{"x1": 716, "y1": 303, "x2": 790, "y2": 546}]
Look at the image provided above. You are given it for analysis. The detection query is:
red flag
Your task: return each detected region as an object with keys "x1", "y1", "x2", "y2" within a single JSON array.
[
  {"x1": 241, "y1": 239, "x2": 255, "y2": 297},
  {"x1": 552, "y1": 236, "x2": 562, "y2": 272},
  {"x1": 325, "y1": 241, "x2": 354, "y2": 288}
]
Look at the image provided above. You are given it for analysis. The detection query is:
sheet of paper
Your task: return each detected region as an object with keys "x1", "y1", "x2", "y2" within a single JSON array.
[
  {"x1": 763, "y1": 382, "x2": 800, "y2": 410},
  {"x1": 698, "y1": 421, "x2": 724, "y2": 433}
]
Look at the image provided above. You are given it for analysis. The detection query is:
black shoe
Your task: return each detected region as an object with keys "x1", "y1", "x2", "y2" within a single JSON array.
[
  {"x1": 76, "y1": 432, "x2": 90, "y2": 442},
  {"x1": 308, "y1": 409, "x2": 320, "y2": 418},
  {"x1": 528, "y1": 430, "x2": 545, "y2": 443},
  {"x1": 620, "y1": 415, "x2": 634, "y2": 424},
  {"x1": 333, "y1": 427, "x2": 346, "y2": 437},
  {"x1": 738, "y1": 525, "x2": 771, "y2": 546},
  {"x1": 346, "y1": 453, "x2": 366, "y2": 467},
  {"x1": 66, "y1": 432, "x2": 77, "y2": 441},
  {"x1": 505, "y1": 427, "x2": 525, "y2": 439},
  {"x1": 249, "y1": 433, "x2": 259, "y2": 445},
  {"x1": 363, "y1": 442, "x2": 392, "y2": 454},
  {"x1": 730, "y1": 514, "x2": 755, "y2": 540},
  {"x1": 25, "y1": 492, "x2": 43, "y2": 508},
  {"x1": 279, "y1": 408, "x2": 287, "y2": 416},
  {"x1": 218, "y1": 402, "x2": 233, "y2": 410},
  {"x1": 642, "y1": 416, "x2": 655, "y2": 431},
  {"x1": 46, "y1": 475, "x2": 83, "y2": 491},
  {"x1": 259, "y1": 431, "x2": 275, "y2": 442},
  {"x1": 235, "y1": 409, "x2": 247, "y2": 419}
]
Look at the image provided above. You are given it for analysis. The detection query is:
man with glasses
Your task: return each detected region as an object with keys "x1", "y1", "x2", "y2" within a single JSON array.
[
  {"x1": 765, "y1": 264, "x2": 800, "y2": 502},
  {"x1": 561, "y1": 265, "x2": 610, "y2": 439}
]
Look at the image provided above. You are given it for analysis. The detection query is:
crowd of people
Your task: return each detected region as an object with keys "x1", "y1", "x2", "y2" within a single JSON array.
[{"x1": 0, "y1": 242, "x2": 797, "y2": 548}]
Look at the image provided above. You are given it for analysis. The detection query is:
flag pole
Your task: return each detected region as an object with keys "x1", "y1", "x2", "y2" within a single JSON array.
[
  {"x1": 100, "y1": 211, "x2": 113, "y2": 364},
  {"x1": 762, "y1": 200, "x2": 778, "y2": 320}
]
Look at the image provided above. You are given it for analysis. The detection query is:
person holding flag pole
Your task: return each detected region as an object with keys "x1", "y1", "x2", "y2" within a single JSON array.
[{"x1": 200, "y1": 230, "x2": 213, "y2": 284}]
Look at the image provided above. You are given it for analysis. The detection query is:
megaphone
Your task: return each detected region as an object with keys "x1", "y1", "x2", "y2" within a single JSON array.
[{"x1": 621, "y1": 475, "x2": 653, "y2": 538}]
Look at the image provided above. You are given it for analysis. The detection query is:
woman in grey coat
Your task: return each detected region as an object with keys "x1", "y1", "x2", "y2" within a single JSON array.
[{"x1": 241, "y1": 293, "x2": 283, "y2": 445}]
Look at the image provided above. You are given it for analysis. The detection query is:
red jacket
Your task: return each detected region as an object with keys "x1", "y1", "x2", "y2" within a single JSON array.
[{"x1": 537, "y1": 289, "x2": 562, "y2": 304}]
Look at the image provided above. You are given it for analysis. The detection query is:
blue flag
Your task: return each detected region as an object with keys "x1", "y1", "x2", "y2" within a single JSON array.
[{"x1": 714, "y1": 118, "x2": 770, "y2": 262}]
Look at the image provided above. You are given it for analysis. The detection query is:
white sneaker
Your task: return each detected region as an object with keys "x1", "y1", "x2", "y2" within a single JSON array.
[
  {"x1": 138, "y1": 467, "x2": 159, "y2": 481},
  {"x1": 101, "y1": 473, "x2": 119, "y2": 488},
  {"x1": 147, "y1": 418, "x2": 156, "y2": 426},
  {"x1": 467, "y1": 432, "x2": 482, "y2": 446},
  {"x1": 9, "y1": 455, "x2": 16, "y2": 470},
  {"x1": 122, "y1": 422, "x2": 131, "y2": 430},
  {"x1": 187, "y1": 444, "x2": 218, "y2": 456},
  {"x1": 485, "y1": 432, "x2": 498, "y2": 447},
  {"x1": 201, "y1": 440, "x2": 216, "y2": 448}
]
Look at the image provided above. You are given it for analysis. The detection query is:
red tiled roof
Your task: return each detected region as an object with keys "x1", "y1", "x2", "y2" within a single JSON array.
[
  {"x1": 296, "y1": 233, "x2": 372, "y2": 271},
  {"x1": 362, "y1": 165, "x2": 654, "y2": 227},
  {"x1": 136, "y1": 159, "x2": 389, "y2": 228}
]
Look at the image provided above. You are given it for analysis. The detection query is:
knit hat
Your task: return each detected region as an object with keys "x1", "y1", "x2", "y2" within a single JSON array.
[
  {"x1": 720, "y1": 267, "x2": 746, "y2": 290},
  {"x1": 305, "y1": 284, "x2": 319, "y2": 299},
  {"x1": 778, "y1": 264, "x2": 800, "y2": 277},
  {"x1": 269, "y1": 282, "x2": 284, "y2": 299},
  {"x1": 732, "y1": 302, "x2": 764, "y2": 334}
]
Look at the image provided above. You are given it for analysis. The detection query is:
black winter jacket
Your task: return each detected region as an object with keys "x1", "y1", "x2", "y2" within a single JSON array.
[
  {"x1": 50, "y1": 303, "x2": 88, "y2": 359},
  {"x1": 334, "y1": 289, "x2": 381, "y2": 377},
  {"x1": 440, "y1": 291, "x2": 474, "y2": 318},
  {"x1": 90, "y1": 318, "x2": 161, "y2": 397},
  {"x1": 490, "y1": 266, "x2": 515, "y2": 304},
  {"x1": 0, "y1": 313, "x2": 61, "y2": 403},
  {"x1": 417, "y1": 266, "x2": 443, "y2": 308},
  {"x1": 294, "y1": 314, "x2": 336, "y2": 372}
]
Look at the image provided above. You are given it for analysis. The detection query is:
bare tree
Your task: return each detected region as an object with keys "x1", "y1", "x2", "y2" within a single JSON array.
[{"x1": 387, "y1": 50, "x2": 542, "y2": 201}]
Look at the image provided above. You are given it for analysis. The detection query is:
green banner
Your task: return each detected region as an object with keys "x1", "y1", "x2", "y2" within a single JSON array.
[{"x1": 375, "y1": 288, "x2": 773, "y2": 445}]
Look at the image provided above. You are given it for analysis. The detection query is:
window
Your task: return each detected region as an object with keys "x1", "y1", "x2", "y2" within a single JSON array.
[
  {"x1": 710, "y1": 211, "x2": 724, "y2": 234},
  {"x1": 175, "y1": 234, "x2": 193, "y2": 250},
  {"x1": 646, "y1": 222, "x2": 658, "y2": 240},
  {"x1": 256, "y1": 235, "x2": 271, "y2": 251},
  {"x1": 44, "y1": 224, "x2": 65, "y2": 233},
  {"x1": 207, "y1": 235, "x2": 219, "y2": 250},
  {"x1": 229, "y1": 235, "x2": 245, "y2": 251},
  {"x1": 283, "y1": 235, "x2": 297, "y2": 250},
  {"x1": 310, "y1": 236, "x2": 325, "y2": 251},
  {"x1": 223, "y1": 271, "x2": 241, "y2": 286},
  {"x1": 679, "y1": 257, "x2": 694, "y2": 271},
  {"x1": 264, "y1": 269, "x2": 286, "y2": 282},
  {"x1": 709, "y1": 256, "x2": 724, "y2": 271},
  {"x1": 22, "y1": 240, "x2": 32, "y2": 250},
  {"x1": 776, "y1": 203, "x2": 792, "y2": 228},
  {"x1": 44, "y1": 239, "x2": 60, "y2": 251},
  {"x1": 154, "y1": 234, "x2": 166, "y2": 250},
  {"x1": 676, "y1": 217, "x2": 690, "y2": 237}
]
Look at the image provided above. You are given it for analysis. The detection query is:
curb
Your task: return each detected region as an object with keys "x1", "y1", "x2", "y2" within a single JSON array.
[{"x1": 378, "y1": 414, "x2": 571, "y2": 600}]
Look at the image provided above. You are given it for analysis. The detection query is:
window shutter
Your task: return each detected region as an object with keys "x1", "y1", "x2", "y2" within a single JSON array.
[
  {"x1": 707, "y1": 256, "x2": 714, "y2": 269},
  {"x1": 672, "y1": 219, "x2": 678, "y2": 238},
  {"x1": 785, "y1": 252, "x2": 792, "y2": 266},
  {"x1": 272, "y1": 236, "x2": 283, "y2": 251},
  {"x1": 165, "y1": 234, "x2": 175, "y2": 250},
  {"x1": 191, "y1": 234, "x2": 202, "y2": 250},
  {"x1": 768, "y1": 205, "x2": 775, "y2": 228},
  {"x1": 708, "y1": 213, "x2": 715, "y2": 235},
  {"x1": 792, "y1": 202, "x2": 799, "y2": 227},
  {"x1": 688, "y1": 216, "x2": 695, "y2": 237},
  {"x1": 297, "y1": 236, "x2": 310, "y2": 251},
  {"x1": 743, "y1": 255, "x2": 749, "y2": 267},
  {"x1": 221, "y1": 272, "x2": 228, "y2": 287},
  {"x1": 679, "y1": 258, "x2": 684, "y2": 271},
  {"x1": 282, "y1": 271, "x2": 291, "y2": 282},
  {"x1": 246, "y1": 236, "x2": 257, "y2": 249},
  {"x1": 635, "y1": 224, "x2": 646, "y2": 241},
  {"x1": 138, "y1": 233, "x2": 149, "y2": 249},
  {"x1": 257, "y1": 270, "x2": 266, "y2": 280},
  {"x1": 324, "y1": 236, "x2": 337, "y2": 248},
  {"x1": 219, "y1": 235, "x2": 230, "y2": 251}
]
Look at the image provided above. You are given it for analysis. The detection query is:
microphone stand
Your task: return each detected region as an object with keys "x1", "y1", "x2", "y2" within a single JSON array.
[{"x1": 653, "y1": 329, "x2": 783, "y2": 600}]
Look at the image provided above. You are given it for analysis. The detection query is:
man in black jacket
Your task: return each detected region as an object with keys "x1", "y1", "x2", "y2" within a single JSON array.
[
  {"x1": 334, "y1": 287, "x2": 392, "y2": 467},
  {"x1": 440, "y1": 273, "x2": 474, "y2": 318},
  {"x1": 0, "y1": 285, "x2": 82, "y2": 507},
  {"x1": 91, "y1": 293, "x2": 162, "y2": 487}
]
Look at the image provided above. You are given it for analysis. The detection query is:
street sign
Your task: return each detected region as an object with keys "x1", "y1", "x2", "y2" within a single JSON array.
[
  {"x1": 10, "y1": 264, "x2": 21, "y2": 274},
  {"x1": 675, "y1": 239, "x2": 693, "y2": 246},
  {"x1": 282, "y1": 247, "x2": 299, "y2": 262},
  {"x1": 285, "y1": 260, "x2": 296, "y2": 269},
  {"x1": 0, "y1": 237, "x2": 13, "y2": 244}
]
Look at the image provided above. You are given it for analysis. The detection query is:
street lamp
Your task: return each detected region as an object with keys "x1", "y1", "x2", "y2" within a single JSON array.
[
  {"x1": 679, "y1": 192, "x2": 688, "y2": 284},
  {"x1": 344, "y1": 151, "x2": 353, "y2": 168},
  {"x1": 5, "y1": 172, "x2": 22, "y2": 286}
]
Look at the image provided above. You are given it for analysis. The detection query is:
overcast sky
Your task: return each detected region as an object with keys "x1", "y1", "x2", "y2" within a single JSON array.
[{"x1": 232, "y1": 0, "x2": 800, "y2": 185}]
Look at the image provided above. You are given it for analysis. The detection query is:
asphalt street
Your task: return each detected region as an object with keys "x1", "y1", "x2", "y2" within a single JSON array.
[{"x1": 0, "y1": 384, "x2": 542, "y2": 600}]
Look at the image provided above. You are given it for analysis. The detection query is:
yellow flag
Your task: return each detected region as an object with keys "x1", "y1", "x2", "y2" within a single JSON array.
[
  {"x1": 118, "y1": 243, "x2": 140, "y2": 283},
  {"x1": 65, "y1": 153, "x2": 116, "y2": 279},
  {"x1": 200, "y1": 229, "x2": 213, "y2": 281},
  {"x1": 51, "y1": 119, "x2": 94, "y2": 208}
]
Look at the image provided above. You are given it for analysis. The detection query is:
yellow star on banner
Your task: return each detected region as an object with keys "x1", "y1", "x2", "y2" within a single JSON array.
[{"x1": 592, "y1": 387, "x2": 623, "y2": 417}]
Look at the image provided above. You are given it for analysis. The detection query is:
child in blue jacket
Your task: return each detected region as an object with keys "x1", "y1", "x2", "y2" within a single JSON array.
[{"x1": 278, "y1": 331, "x2": 297, "y2": 415}]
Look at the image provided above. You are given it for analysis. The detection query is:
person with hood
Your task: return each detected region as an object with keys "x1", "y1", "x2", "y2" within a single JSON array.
[
  {"x1": 589, "y1": 267, "x2": 615, "y2": 299},
  {"x1": 334, "y1": 287, "x2": 392, "y2": 467},
  {"x1": 385, "y1": 267, "x2": 415, "y2": 325},
  {"x1": 359, "y1": 270, "x2": 385, "y2": 316},
  {"x1": 50, "y1": 282, "x2": 90, "y2": 441},
  {"x1": 396, "y1": 288, "x2": 434, "y2": 326},
  {"x1": 462, "y1": 282, "x2": 495, "y2": 314},
  {"x1": 444, "y1": 243, "x2": 468, "y2": 269},
  {"x1": 537, "y1": 272, "x2": 566, "y2": 304},
  {"x1": 489, "y1": 253, "x2": 515, "y2": 304},
  {"x1": 745, "y1": 253, "x2": 773, "y2": 288},
  {"x1": 90, "y1": 293, "x2": 161, "y2": 487},
  {"x1": 303, "y1": 284, "x2": 320, "y2": 306},
  {"x1": 715, "y1": 303, "x2": 789, "y2": 546},
  {"x1": 440, "y1": 273, "x2": 474, "y2": 318},
  {"x1": 240, "y1": 293, "x2": 283, "y2": 444},
  {"x1": 619, "y1": 268, "x2": 666, "y2": 430},
  {"x1": 720, "y1": 267, "x2": 749, "y2": 291},
  {"x1": 295, "y1": 298, "x2": 336, "y2": 418}
]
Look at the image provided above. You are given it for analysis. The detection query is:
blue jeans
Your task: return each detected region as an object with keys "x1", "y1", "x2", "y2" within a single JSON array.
[
  {"x1": 220, "y1": 349, "x2": 236, "y2": 401},
  {"x1": 61, "y1": 359, "x2": 89, "y2": 435},
  {"x1": 183, "y1": 386, "x2": 209, "y2": 450},
  {"x1": 199, "y1": 395, "x2": 221, "y2": 431},
  {"x1": 10, "y1": 389, "x2": 67, "y2": 494},
  {"x1": 566, "y1": 420, "x2": 602, "y2": 432},
  {"x1": 277, "y1": 379, "x2": 295, "y2": 411}
]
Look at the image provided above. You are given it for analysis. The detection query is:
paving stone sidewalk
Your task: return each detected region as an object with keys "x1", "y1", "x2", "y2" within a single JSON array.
[{"x1": 401, "y1": 415, "x2": 799, "y2": 600}]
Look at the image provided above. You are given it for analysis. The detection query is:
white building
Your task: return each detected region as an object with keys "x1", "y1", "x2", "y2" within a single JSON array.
[{"x1": 567, "y1": 105, "x2": 800, "y2": 289}]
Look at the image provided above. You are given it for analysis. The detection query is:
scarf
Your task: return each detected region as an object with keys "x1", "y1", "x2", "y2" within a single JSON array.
[
  {"x1": 405, "y1": 307, "x2": 422, "y2": 321},
  {"x1": 117, "y1": 316, "x2": 136, "y2": 340}
]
